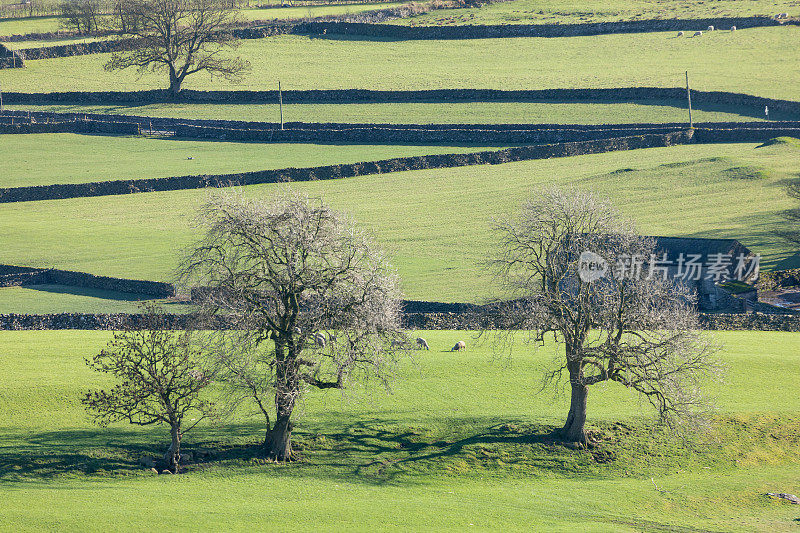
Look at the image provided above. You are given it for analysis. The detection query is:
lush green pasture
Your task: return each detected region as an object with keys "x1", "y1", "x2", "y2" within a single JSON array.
[
  {"x1": 1, "y1": 330, "x2": 800, "y2": 531},
  {"x1": 0, "y1": 141, "x2": 796, "y2": 305},
  {"x1": 237, "y1": 2, "x2": 407, "y2": 21},
  {"x1": 0, "y1": 15, "x2": 61, "y2": 36},
  {"x1": 3, "y1": 28, "x2": 800, "y2": 100},
  {"x1": 397, "y1": 0, "x2": 800, "y2": 26},
  {"x1": 0, "y1": 2, "x2": 404, "y2": 38},
  {"x1": 12, "y1": 98, "x2": 787, "y2": 124},
  {"x1": 0, "y1": 133, "x2": 504, "y2": 187},
  {"x1": 7, "y1": 34, "x2": 115, "y2": 49}
]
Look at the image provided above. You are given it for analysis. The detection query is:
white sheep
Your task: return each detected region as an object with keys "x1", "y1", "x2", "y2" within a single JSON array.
[
  {"x1": 677, "y1": 31, "x2": 684, "y2": 37},
  {"x1": 416, "y1": 337, "x2": 430, "y2": 350},
  {"x1": 730, "y1": 25, "x2": 736, "y2": 31},
  {"x1": 693, "y1": 31, "x2": 703, "y2": 37},
  {"x1": 707, "y1": 25, "x2": 714, "y2": 31},
  {"x1": 451, "y1": 340, "x2": 466, "y2": 352}
]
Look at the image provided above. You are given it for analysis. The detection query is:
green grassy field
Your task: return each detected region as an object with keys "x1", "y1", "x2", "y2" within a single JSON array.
[
  {"x1": 6, "y1": 34, "x2": 115, "y2": 49},
  {"x1": 3, "y1": 1, "x2": 798, "y2": 530},
  {"x1": 11, "y1": 98, "x2": 789, "y2": 124},
  {"x1": 0, "y1": 141, "x2": 796, "y2": 306},
  {"x1": 0, "y1": 2, "x2": 405, "y2": 38},
  {"x1": 237, "y1": 2, "x2": 408, "y2": 21},
  {"x1": 0, "y1": 15, "x2": 61, "y2": 35},
  {"x1": 0, "y1": 133, "x2": 506, "y2": 187},
  {"x1": 1, "y1": 330, "x2": 799, "y2": 531},
  {"x1": 3, "y1": 28, "x2": 800, "y2": 100},
  {"x1": 396, "y1": 0, "x2": 800, "y2": 26}
]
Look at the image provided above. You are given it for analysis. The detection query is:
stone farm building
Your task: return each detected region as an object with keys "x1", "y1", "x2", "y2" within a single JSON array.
[{"x1": 649, "y1": 236, "x2": 759, "y2": 312}]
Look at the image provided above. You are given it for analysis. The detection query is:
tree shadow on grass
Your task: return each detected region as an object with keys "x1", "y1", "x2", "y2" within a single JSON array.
[
  {"x1": 0, "y1": 424, "x2": 266, "y2": 481},
  {"x1": 0, "y1": 418, "x2": 602, "y2": 484},
  {"x1": 289, "y1": 417, "x2": 592, "y2": 483}
]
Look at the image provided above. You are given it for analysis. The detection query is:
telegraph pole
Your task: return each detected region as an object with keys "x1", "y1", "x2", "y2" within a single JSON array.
[{"x1": 685, "y1": 71, "x2": 693, "y2": 128}]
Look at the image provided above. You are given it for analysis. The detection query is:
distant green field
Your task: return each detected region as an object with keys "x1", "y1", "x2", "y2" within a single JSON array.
[
  {"x1": 0, "y1": 141, "x2": 796, "y2": 305},
  {"x1": 0, "y1": 133, "x2": 507, "y2": 187},
  {"x1": 6, "y1": 34, "x2": 113, "y2": 49},
  {"x1": 0, "y1": 2, "x2": 404, "y2": 38},
  {"x1": 0, "y1": 15, "x2": 61, "y2": 36},
  {"x1": 237, "y1": 2, "x2": 407, "y2": 21},
  {"x1": 395, "y1": 0, "x2": 800, "y2": 26},
  {"x1": 1, "y1": 330, "x2": 800, "y2": 531},
  {"x1": 12, "y1": 98, "x2": 789, "y2": 124},
  {"x1": 3, "y1": 28, "x2": 800, "y2": 100}
]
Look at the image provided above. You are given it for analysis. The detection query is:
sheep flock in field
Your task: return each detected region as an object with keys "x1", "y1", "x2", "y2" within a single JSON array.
[{"x1": 679, "y1": 25, "x2": 738, "y2": 38}]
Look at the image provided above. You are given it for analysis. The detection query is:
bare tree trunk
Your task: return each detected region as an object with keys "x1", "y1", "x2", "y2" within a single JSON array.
[
  {"x1": 562, "y1": 379, "x2": 589, "y2": 445},
  {"x1": 164, "y1": 423, "x2": 181, "y2": 472},
  {"x1": 264, "y1": 412, "x2": 293, "y2": 460},
  {"x1": 264, "y1": 339, "x2": 297, "y2": 460},
  {"x1": 561, "y1": 350, "x2": 589, "y2": 446},
  {"x1": 168, "y1": 68, "x2": 182, "y2": 96}
]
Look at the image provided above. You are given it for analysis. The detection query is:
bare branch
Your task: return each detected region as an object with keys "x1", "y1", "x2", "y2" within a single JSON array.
[{"x1": 488, "y1": 187, "x2": 722, "y2": 444}]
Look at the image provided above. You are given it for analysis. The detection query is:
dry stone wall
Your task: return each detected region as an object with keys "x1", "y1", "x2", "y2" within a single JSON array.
[
  {"x1": 0, "y1": 264, "x2": 175, "y2": 297},
  {"x1": 0, "y1": 131, "x2": 693, "y2": 203},
  {"x1": 4, "y1": 88, "x2": 800, "y2": 118}
]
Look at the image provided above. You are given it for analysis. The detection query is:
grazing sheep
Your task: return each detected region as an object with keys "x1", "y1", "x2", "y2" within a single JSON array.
[
  {"x1": 693, "y1": 31, "x2": 703, "y2": 37},
  {"x1": 416, "y1": 337, "x2": 430, "y2": 350},
  {"x1": 707, "y1": 25, "x2": 714, "y2": 31},
  {"x1": 677, "y1": 31, "x2": 684, "y2": 37},
  {"x1": 730, "y1": 25, "x2": 736, "y2": 31},
  {"x1": 451, "y1": 341, "x2": 466, "y2": 352},
  {"x1": 314, "y1": 332, "x2": 326, "y2": 348}
]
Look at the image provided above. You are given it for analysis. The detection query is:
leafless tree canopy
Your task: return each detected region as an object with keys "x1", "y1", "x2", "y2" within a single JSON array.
[
  {"x1": 179, "y1": 192, "x2": 407, "y2": 460},
  {"x1": 490, "y1": 187, "x2": 720, "y2": 445},
  {"x1": 105, "y1": 0, "x2": 250, "y2": 94},
  {"x1": 82, "y1": 304, "x2": 215, "y2": 472},
  {"x1": 60, "y1": 0, "x2": 102, "y2": 34}
]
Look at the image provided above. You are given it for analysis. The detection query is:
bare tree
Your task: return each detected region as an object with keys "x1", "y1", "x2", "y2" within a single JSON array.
[
  {"x1": 490, "y1": 187, "x2": 720, "y2": 446},
  {"x1": 105, "y1": 0, "x2": 250, "y2": 95},
  {"x1": 60, "y1": 0, "x2": 102, "y2": 34},
  {"x1": 82, "y1": 304, "x2": 215, "y2": 472},
  {"x1": 180, "y1": 192, "x2": 407, "y2": 461},
  {"x1": 109, "y1": 0, "x2": 144, "y2": 35}
]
